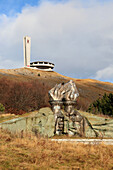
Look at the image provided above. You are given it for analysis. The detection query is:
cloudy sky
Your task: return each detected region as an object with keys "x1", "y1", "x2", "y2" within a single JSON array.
[{"x1": 0, "y1": 0, "x2": 113, "y2": 82}]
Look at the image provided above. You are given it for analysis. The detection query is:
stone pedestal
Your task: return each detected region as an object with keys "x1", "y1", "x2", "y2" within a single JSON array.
[
  {"x1": 63, "y1": 101, "x2": 77, "y2": 135},
  {"x1": 49, "y1": 100, "x2": 64, "y2": 135},
  {"x1": 64, "y1": 101, "x2": 85, "y2": 136}
]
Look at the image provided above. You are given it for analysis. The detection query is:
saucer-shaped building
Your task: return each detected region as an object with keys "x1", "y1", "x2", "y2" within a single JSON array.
[{"x1": 30, "y1": 61, "x2": 55, "y2": 71}]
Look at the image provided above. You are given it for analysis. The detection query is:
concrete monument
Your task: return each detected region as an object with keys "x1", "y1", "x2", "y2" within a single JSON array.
[
  {"x1": 49, "y1": 80, "x2": 87, "y2": 136},
  {"x1": 23, "y1": 36, "x2": 31, "y2": 67}
]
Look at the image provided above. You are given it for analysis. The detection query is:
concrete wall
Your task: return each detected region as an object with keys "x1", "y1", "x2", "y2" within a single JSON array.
[
  {"x1": 0, "y1": 107, "x2": 113, "y2": 138},
  {"x1": 0, "y1": 108, "x2": 55, "y2": 137}
]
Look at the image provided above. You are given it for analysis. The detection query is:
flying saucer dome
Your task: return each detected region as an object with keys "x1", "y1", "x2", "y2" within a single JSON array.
[{"x1": 30, "y1": 61, "x2": 55, "y2": 71}]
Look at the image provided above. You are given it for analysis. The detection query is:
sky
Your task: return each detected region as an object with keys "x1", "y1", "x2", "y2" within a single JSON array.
[{"x1": 0, "y1": 0, "x2": 113, "y2": 82}]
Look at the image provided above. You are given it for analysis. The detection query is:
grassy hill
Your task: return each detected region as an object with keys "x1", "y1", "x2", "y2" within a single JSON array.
[
  {"x1": 0, "y1": 69, "x2": 113, "y2": 169},
  {"x1": 0, "y1": 67, "x2": 113, "y2": 111}
]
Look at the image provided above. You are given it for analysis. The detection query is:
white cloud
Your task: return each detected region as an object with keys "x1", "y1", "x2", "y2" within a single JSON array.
[
  {"x1": 0, "y1": 0, "x2": 113, "y2": 81},
  {"x1": 94, "y1": 65, "x2": 113, "y2": 81}
]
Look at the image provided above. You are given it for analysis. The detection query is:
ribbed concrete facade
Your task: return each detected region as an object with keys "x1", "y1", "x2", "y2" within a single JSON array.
[
  {"x1": 23, "y1": 36, "x2": 31, "y2": 67},
  {"x1": 30, "y1": 61, "x2": 55, "y2": 71}
]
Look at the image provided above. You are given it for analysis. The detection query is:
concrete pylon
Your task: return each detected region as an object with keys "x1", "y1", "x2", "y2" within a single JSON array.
[{"x1": 23, "y1": 36, "x2": 31, "y2": 67}]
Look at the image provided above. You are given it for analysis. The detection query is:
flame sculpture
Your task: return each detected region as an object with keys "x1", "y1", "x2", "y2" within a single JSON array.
[{"x1": 49, "y1": 80, "x2": 85, "y2": 136}]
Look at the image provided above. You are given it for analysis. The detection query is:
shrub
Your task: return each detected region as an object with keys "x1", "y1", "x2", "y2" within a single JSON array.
[
  {"x1": 38, "y1": 73, "x2": 40, "y2": 76},
  {"x1": 0, "y1": 78, "x2": 50, "y2": 115},
  {"x1": 0, "y1": 103, "x2": 5, "y2": 112}
]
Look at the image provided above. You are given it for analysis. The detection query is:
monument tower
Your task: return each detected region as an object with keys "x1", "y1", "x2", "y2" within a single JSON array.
[{"x1": 23, "y1": 36, "x2": 31, "y2": 67}]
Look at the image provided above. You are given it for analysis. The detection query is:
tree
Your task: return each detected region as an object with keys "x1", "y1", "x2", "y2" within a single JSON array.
[{"x1": 87, "y1": 93, "x2": 113, "y2": 116}]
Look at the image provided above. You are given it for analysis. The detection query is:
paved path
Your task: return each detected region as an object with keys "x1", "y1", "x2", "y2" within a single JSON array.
[{"x1": 51, "y1": 139, "x2": 113, "y2": 145}]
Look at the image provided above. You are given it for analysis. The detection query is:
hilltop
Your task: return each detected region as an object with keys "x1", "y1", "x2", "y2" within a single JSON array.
[{"x1": 0, "y1": 67, "x2": 113, "y2": 110}]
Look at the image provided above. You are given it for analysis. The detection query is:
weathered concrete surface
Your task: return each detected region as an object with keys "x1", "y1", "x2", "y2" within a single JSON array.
[
  {"x1": 51, "y1": 139, "x2": 113, "y2": 145},
  {"x1": 62, "y1": 113, "x2": 98, "y2": 137},
  {"x1": 0, "y1": 107, "x2": 55, "y2": 137},
  {"x1": 80, "y1": 111, "x2": 113, "y2": 138},
  {"x1": 0, "y1": 107, "x2": 113, "y2": 138}
]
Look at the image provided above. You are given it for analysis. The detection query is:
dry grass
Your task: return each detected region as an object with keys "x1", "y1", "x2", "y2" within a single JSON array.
[
  {"x1": 1, "y1": 67, "x2": 113, "y2": 112},
  {"x1": 0, "y1": 114, "x2": 17, "y2": 123},
  {"x1": 0, "y1": 129, "x2": 113, "y2": 169}
]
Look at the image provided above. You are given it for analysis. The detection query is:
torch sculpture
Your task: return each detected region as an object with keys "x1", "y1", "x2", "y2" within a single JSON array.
[
  {"x1": 49, "y1": 83, "x2": 65, "y2": 135},
  {"x1": 49, "y1": 80, "x2": 86, "y2": 136}
]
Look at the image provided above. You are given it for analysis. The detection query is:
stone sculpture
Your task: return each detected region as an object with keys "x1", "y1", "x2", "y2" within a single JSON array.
[{"x1": 49, "y1": 80, "x2": 86, "y2": 136}]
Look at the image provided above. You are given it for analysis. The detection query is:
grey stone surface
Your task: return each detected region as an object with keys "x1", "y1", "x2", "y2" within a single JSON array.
[
  {"x1": 51, "y1": 139, "x2": 113, "y2": 145},
  {"x1": 0, "y1": 107, "x2": 113, "y2": 138},
  {"x1": 80, "y1": 111, "x2": 113, "y2": 138},
  {"x1": 0, "y1": 107, "x2": 55, "y2": 137}
]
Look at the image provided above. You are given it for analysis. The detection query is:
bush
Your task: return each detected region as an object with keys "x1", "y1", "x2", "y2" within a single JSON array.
[
  {"x1": 0, "y1": 103, "x2": 5, "y2": 112},
  {"x1": 0, "y1": 78, "x2": 50, "y2": 115}
]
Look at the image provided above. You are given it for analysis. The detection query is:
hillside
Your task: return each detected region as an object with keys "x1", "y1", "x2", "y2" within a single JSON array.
[{"x1": 0, "y1": 67, "x2": 113, "y2": 110}]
